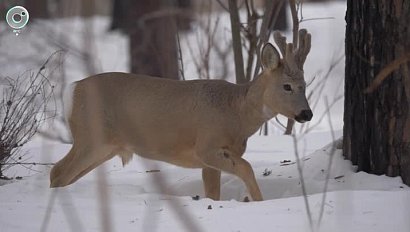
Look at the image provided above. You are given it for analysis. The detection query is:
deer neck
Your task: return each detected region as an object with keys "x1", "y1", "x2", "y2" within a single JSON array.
[{"x1": 240, "y1": 73, "x2": 277, "y2": 136}]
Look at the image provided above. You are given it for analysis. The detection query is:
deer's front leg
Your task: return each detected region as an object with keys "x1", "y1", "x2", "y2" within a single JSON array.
[
  {"x1": 202, "y1": 167, "x2": 221, "y2": 200},
  {"x1": 197, "y1": 147, "x2": 263, "y2": 201}
]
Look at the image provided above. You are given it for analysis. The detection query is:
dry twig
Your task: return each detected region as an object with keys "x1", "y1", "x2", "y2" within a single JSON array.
[
  {"x1": 364, "y1": 52, "x2": 410, "y2": 93},
  {"x1": 0, "y1": 51, "x2": 62, "y2": 175}
]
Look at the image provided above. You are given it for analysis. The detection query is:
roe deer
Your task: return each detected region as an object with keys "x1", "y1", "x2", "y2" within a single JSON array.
[{"x1": 50, "y1": 29, "x2": 312, "y2": 201}]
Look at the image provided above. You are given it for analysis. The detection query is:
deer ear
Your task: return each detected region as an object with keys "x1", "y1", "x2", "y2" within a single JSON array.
[{"x1": 261, "y1": 43, "x2": 280, "y2": 70}]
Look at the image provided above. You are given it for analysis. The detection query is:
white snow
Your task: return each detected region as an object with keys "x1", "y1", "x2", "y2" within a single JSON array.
[
  {"x1": 1, "y1": 132, "x2": 409, "y2": 232},
  {"x1": 1, "y1": 1, "x2": 409, "y2": 232}
]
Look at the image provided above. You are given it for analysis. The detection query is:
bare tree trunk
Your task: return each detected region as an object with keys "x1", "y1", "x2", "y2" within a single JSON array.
[
  {"x1": 129, "y1": 0, "x2": 178, "y2": 79},
  {"x1": 111, "y1": 0, "x2": 181, "y2": 79},
  {"x1": 344, "y1": 0, "x2": 410, "y2": 185},
  {"x1": 25, "y1": 0, "x2": 49, "y2": 18}
]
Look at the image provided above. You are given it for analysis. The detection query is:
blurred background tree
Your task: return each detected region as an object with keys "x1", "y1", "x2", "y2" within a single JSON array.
[{"x1": 110, "y1": 0, "x2": 193, "y2": 79}]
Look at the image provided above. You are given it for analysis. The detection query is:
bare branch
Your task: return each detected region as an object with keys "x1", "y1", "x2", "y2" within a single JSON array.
[
  {"x1": 1, "y1": 162, "x2": 55, "y2": 166},
  {"x1": 285, "y1": 0, "x2": 300, "y2": 135},
  {"x1": 252, "y1": 0, "x2": 283, "y2": 79},
  {"x1": 300, "y1": 16, "x2": 335, "y2": 23},
  {"x1": 216, "y1": 0, "x2": 229, "y2": 12},
  {"x1": 289, "y1": 0, "x2": 299, "y2": 46},
  {"x1": 244, "y1": 0, "x2": 258, "y2": 81},
  {"x1": 364, "y1": 52, "x2": 410, "y2": 93},
  {"x1": 292, "y1": 133, "x2": 314, "y2": 232},
  {"x1": 176, "y1": 30, "x2": 186, "y2": 80},
  {"x1": 316, "y1": 97, "x2": 337, "y2": 229}
]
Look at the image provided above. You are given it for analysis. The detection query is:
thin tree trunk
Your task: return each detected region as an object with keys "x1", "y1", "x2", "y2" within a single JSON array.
[
  {"x1": 344, "y1": 0, "x2": 410, "y2": 185},
  {"x1": 228, "y1": 0, "x2": 246, "y2": 84}
]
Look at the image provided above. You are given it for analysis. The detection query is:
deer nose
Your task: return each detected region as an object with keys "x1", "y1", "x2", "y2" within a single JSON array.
[{"x1": 295, "y1": 110, "x2": 313, "y2": 122}]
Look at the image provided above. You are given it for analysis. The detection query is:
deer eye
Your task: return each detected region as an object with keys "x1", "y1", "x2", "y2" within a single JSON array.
[{"x1": 283, "y1": 84, "x2": 292, "y2": 91}]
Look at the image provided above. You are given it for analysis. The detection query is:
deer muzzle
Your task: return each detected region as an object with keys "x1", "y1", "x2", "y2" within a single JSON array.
[{"x1": 294, "y1": 109, "x2": 313, "y2": 123}]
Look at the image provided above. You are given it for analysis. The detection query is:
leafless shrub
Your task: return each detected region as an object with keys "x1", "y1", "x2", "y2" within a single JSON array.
[
  {"x1": 186, "y1": 0, "x2": 232, "y2": 80},
  {"x1": 0, "y1": 51, "x2": 62, "y2": 177}
]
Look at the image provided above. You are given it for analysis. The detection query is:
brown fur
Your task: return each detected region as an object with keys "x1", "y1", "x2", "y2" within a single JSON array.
[{"x1": 50, "y1": 38, "x2": 312, "y2": 201}]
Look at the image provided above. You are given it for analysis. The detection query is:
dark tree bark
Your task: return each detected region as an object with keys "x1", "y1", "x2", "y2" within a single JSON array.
[
  {"x1": 25, "y1": 0, "x2": 49, "y2": 19},
  {"x1": 111, "y1": 0, "x2": 192, "y2": 79},
  {"x1": 128, "y1": 5, "x2": 179, "y2": 79},
  {"x1": 344, "y1": 0, "x2": 410, "y2": 185}
]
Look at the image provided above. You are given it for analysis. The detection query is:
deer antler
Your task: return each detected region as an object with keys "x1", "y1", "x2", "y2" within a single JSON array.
[
  {"x1": 295, "y1": 29, "x2": 311, "y2": 68},
  {"x1": 273, "y1": 29, "x2": 311, "y2": 73}
]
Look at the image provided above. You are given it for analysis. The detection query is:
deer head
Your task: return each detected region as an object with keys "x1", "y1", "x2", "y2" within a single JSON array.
[{"x1": 260, "y1": 29, "x2": 312, "y2": 123}]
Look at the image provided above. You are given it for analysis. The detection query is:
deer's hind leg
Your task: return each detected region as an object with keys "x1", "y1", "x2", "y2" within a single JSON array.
[{"x1": 50, "y1": 143, "x2": 115, "y2": 188}]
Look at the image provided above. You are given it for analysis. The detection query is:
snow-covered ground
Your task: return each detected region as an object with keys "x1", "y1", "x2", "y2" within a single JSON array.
[
  {"x1": 1, "y1": 131, "x2": 409, "y2": 232},
  {"x1": 1, "y1": 1, "x2": 410, "y2": 232}
]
